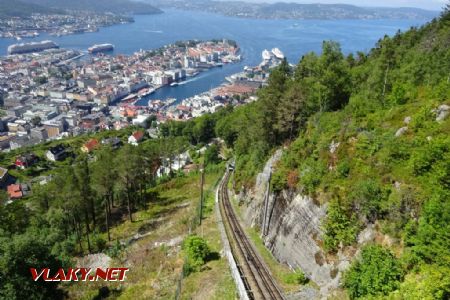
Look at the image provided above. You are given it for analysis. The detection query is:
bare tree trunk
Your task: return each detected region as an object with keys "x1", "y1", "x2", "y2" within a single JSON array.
[
  {"x1": 85, "y1": 222, "x2": 91, "y2": 253},
  {"x1": 108, "y1": 193, "x2": 113, "y2": 215},
  {"x1": 110, "y1": 192, "x2": 114, "y2": 209},
  {"x1": 84, "y1": 210, "x2": 92, "y2": 253},
  {"x1": 90, "y1": 198, "x2": 96, "y2": 229},
  {"x1": 140, "y1": 183, "x2": 146, "y2": 210},
  {"x1": 74, "y1": 217, "x2": 83, "y2": 253},
  {"x1": 127, "y1": 188, "x2": 133, "y2": 222},
  {"x1": 105, "y1": 197, "x2": 111, "y2": 241}
]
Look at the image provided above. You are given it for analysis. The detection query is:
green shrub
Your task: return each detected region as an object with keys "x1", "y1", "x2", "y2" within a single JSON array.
[
  {"x1": 384, "y1": 138, "x2": 411, "y2": 162},
  {"x1": 106, "y1": 240, "x2": 125, "y2": 259},
  {"x1": 410, "y1": 137, "x2": 449, "y2": 176},
  {"x1": 349, "y1": 179, "x2": 388, "y2": 222},
  {"x1": 182, "y1": 235, "x2": 211, "y2": 274},
  {"x1": 271, "y1": 168, "x2": 288, "y2": 192},
  {"x1": 409, "y1": 103, "x2": 435, "y2": 131},
  {"x1": 283, "y1": 268, "x2": 309, "y2": 285},
  {"x1": 323, "y1": 198, "x2": 360, "y2": 252},
  {"x1": 388, "y1": 82, "x2": 414, "y2": 105},
  {"x1": 347, "y1": 95, "x2": 371, "y2": 118},
  {"x1": 355, "y1": 132, "x2": 381, "y2": 158},
  {"x1": 299, "y1": 158, "x2": 327, "y2": 194},
  {"x1": 381, "y1": 185, "x2": 421, "y2": 238},
  {"x1": 336, "y1": 160, "x2": 350, "y2": 178},
  {"x1": 407, "y1": 190, "x2": 450, "y2": 267},
  {"x1": 391, "y1": 264, "x2": 450, "y2": 300},
  {"x1": 343, "y1": 245, "x2": 403, "y2": 299},
  {"x1": 92, "y1": 233, "x2": 107, "y2": 252},
  {"x1": 204, "y1": 144, "x2": 221, "y2": 165}
]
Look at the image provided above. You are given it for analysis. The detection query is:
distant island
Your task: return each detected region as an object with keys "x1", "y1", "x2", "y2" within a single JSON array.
[
  {"x1": 0, "y1": 0, "x2": 162, "y2": 39},
  {"x1": 147, "y1": 0, "x2": 438, "y2": 20},
  {"x1": 2, "y1": 0, "x2": 162, "y2": 16}
]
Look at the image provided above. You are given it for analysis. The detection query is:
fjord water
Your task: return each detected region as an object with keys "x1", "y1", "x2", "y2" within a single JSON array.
[{"x1": 0, "y1": 9, "x2": 427, "y2": 103}]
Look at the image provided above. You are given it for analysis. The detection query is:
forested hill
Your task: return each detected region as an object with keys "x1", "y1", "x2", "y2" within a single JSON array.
[
  {"x1": 160, "y1": 6, "x2": 450, "y2": 298},
  {"x1": 0, "y1": 4, "x2": 448, "y2": 300},
  {"x1": 147, "y1": 0, "x2": 438, "y2": 20},
  {"x1": 0, "y1": 0, "x2": 62, "y2": 17},
  {"x1": 19, "y1": 0, "x2": 162, "y2": 15}
]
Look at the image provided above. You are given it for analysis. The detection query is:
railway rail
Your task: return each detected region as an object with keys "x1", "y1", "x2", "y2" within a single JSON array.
[{"x1": 219, "y1": 171, "x2": 285, "y2": 300}]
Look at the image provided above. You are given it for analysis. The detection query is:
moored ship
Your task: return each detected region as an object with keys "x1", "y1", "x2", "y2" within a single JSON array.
[
  {"x1": 7, "y1": 40, "x2": 59, "y2": 55},
  {"x1": 262, "y1": 49, "x2": 272, "y2": 60},
  {"x1": 271, "y1": 48, "x2": 285, "y2": 60},
  {"x1": 88, "y1": 43, "x2": 114, "y2": 53}
]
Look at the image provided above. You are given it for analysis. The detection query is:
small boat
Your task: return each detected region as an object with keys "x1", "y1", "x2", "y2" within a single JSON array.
[{"x1": 170, "y1": 82, "x2": 178, "y2": 87}]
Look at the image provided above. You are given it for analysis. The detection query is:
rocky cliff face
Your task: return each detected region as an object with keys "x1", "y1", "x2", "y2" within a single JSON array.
[{"x1": 239, "y1": 150, "x2": 352, "y2": 297}]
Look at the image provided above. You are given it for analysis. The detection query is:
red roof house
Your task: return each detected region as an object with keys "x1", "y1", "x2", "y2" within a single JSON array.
[
  {"x1": 81, "y1": 139, "x2": 99, "y2": 153},
  {"x1": 15, "y1": 153, "x2": 38, "y2": 169},
  {"x1": 7, "y1": 184, "x2": 22, "y2": 199},
  {"x1": 128, "y1": 131, "x2": 144, "y2": 146}
]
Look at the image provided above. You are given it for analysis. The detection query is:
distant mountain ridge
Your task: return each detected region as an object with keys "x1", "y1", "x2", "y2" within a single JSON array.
[
  {"x1": 147, "y1": 0, "x2": 438, "y2": 20},
  {"x1": 19, "y1": 0, "x2": 162, "y2": 15},
  {"x1": 0, "y1": 0, "x2": 62, "y2": 17}
]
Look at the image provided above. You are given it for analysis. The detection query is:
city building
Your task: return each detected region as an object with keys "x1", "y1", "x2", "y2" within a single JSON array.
[
  {"x1": 128, "y1": 131, "x2": 144, "y2": 146},
  {"x1": 46, "y1": 145, "x2": 67, "y2": 161},
  {"x1": 15, "y1": 153, "x2": 38, "y2": 169}
]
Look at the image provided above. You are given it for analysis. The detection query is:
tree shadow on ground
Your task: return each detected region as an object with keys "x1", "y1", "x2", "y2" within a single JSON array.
[{"x1": 206, "y1": 251, "x2": 220, "y2": 262}]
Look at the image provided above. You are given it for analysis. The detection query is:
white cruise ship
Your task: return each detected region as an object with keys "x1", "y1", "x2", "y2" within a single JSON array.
[
  {"x1": 271, "y1": 48, "x2": 285, "y2": 60},
  {"x1": 7, "y1": 40, "x2": 59, "y2": 55},
  {"x1": 262, "y1": 49, "x2": 272, "y2": 60},
  {"x1": 88, "y1": 43, "x2": 114, "y2": 53}
]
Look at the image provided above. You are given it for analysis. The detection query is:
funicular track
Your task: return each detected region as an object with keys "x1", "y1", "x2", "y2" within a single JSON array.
[{"x1": 219, "y1": 171, "x2": 285, "y2": 300}]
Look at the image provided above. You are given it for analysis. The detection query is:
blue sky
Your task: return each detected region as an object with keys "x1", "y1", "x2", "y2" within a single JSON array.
[{"x1": 240, "y1": 0, "x2": 447, "y2": 10}]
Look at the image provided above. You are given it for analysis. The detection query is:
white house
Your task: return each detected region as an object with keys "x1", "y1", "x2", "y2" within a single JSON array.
[{"x1": 128, "y1": 131, "x2": 144, "y2": 146}]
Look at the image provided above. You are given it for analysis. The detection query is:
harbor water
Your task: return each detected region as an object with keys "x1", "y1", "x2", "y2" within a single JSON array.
[{"x1": 0, "y1": 9, "x2": 426, "y2": 104}]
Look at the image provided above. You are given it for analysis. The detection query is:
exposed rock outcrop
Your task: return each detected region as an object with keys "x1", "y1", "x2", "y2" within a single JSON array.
[
  {"x1": 395, "y1": 126, "x2": 408, "y2": 137},
  {"x1": 242, "y1": 149, "x2": 283, "y2": 229},
  {"x1": 264, "y1": 193, "x2": 346, "y2": 295},
  {"x1": 239, "y1": 151, "x2": 349, "y2": 297},
  {"x1": 237, "y1": 150, "x2": 391, "y2": 297},
  {"x1": 433, "y1": 104, "x2": 450, "y2": 122},
  {"x1": 78, "y1": 253, "x2": 111, "y2": 270}
]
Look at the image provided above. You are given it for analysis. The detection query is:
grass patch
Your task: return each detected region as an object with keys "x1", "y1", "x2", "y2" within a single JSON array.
[
  {"x1": 64, "y1": 169, "x2": 236, "y2": 299},
  {"x1": 180, "y1": 176, "x2": 237, "y2": 299}
]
